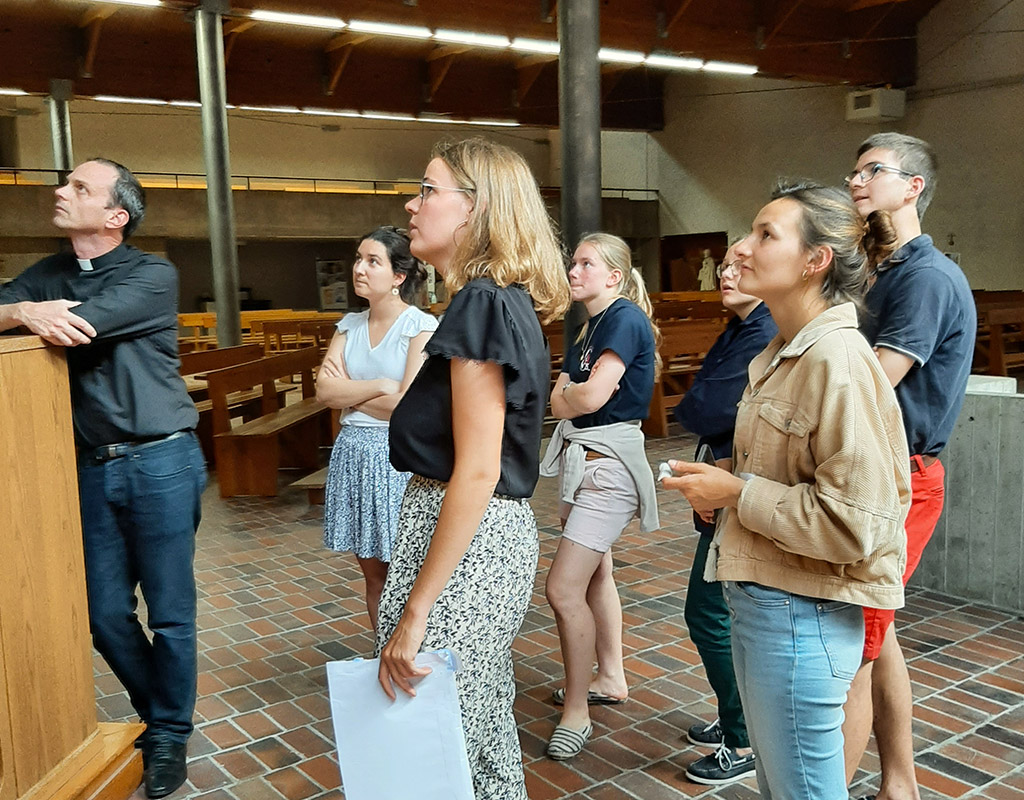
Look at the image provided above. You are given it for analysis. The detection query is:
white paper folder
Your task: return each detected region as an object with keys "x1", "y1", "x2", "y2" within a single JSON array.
[{"x1": 326, "y1": 649, "x2": 474, "y2": 800}]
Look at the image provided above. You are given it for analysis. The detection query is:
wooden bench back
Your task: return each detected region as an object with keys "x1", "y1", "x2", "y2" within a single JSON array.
[
  {"x1": 204, "y1": 347, "x2": 320, "y2": 435},
  {"x1": 653, "y1": 300, "x2": 728, "y2": 322},
  {"x1": 299, "y1": 320, "x2": 342, "y2": 351},
  {"x1": 658, "y1": 318, "x2": 728, "y2": 360},
  {"x1": 262, "y1": 316, "x2": 343, "y2": 354},
  {"x1": 651, "y1": 291, "x2": 721, "y2": 303},
  {"x1": 179, "y1": 343, "x2": 263, "y2": 376}
]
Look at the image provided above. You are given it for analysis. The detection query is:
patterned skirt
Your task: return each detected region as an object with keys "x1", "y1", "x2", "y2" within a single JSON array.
[
  {"x1": 323, "y1": 425, "x2": 410, "y2": 562},
  {"x1": 375, "y1": 476, "x2": 539, "y2": 800}
]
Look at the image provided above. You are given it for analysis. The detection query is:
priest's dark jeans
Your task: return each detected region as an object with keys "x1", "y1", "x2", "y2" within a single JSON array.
[{"x1": 78, "y1": 432, "x2": 206, "y2": 744}]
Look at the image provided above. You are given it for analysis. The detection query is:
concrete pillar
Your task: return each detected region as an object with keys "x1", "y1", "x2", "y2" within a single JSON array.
[
  {"x1": 558, "y1": 0, "x2": 601, "y2": 337},
  {"x1": 47, "y1": 79, "x2": 74, "y2": 181},
  {"x1": 195, "y1": 0, "x2": 241, "y2": 347}
]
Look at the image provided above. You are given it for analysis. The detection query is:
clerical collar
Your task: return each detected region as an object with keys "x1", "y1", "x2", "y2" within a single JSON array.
[{"x1": 73, "y1": 242, "x2": 128, "y2": 273}]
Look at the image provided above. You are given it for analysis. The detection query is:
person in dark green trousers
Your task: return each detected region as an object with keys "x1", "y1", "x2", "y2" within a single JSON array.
[{"x1": 672, "y1": 245, "x2": 776, "y2": 786}]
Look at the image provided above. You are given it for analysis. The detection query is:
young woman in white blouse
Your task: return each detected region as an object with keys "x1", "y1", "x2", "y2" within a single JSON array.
[{"x1": 316, "y1": 226, "x2": 437, "y2": 631}]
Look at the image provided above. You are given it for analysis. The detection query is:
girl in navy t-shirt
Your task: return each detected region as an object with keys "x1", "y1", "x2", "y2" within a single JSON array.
[{"x1": 542, "y1": 233, "x2": 659, "y2": 760}]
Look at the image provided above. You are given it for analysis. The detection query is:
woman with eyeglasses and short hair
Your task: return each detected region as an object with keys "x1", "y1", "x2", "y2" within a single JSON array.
[
  {"x1": 316, "y1": 226, "x2": 436, "y2": 631},
  {"x1": 539, "y1": 232, "x2": 660, "y2": 761},
  {"x1": 671, "y1": 242, "x2": 777, "y2": 786},
  {"x1": 376, "y1": 138, "x2": 570, "y2": 800},
  {"x1": 663, "y1": 181, "x2": 910, "y2": 800}
]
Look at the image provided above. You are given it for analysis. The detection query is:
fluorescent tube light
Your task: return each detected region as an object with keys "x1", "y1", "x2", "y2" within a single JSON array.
[
  {"x1": 598, "y1": 48, "x2": 645, "y2": 64},
  {"x1": 90, "y1": 0, "x2": 162, "y2": 6},
  {"x1": 347, "y1": 20, "x2": 432, "y2": 39},
  {"x1": 434, "y1": 29, "x2": 510, "y2": 48},
  {"x1": 301, "y1": 108, "x2": 362, "y2": 118},
  {"x1": 703, "y1": 61, "x2": 758, "y2": 75},
  {"x1": 93, "y1": 95, "x2": 168, "y2": 105},
  {"x1": 0, "y1": 88, "x2": 29, "y2": 96},
  {"x1": 645, "y1": 54, "x2": 702, "y2": 70},
  {"x1": 511, "y1": 38, "x2": 560, "y2": 55},
  {"x1": 361, "y1": 111, "x2": 417, "y2": 121},
  {"x1": 249, "y1": 9, "x2": 345, "y2": 30},
  {"x1": 238, "y1": 104, "x2": 302, "y2": 113}
]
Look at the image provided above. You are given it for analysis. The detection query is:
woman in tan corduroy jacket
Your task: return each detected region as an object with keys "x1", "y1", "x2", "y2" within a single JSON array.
[{"x1": 664, "y1": 181, "x2": 911, "y2": 800}]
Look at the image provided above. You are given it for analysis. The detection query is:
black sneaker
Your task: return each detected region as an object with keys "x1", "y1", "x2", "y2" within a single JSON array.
[
  {"x1": 685, "y1": 744, "x2": 756, "y2": 785},
  {"x1": 686, "y1": 718, "x2": 724, "y2": 747}
]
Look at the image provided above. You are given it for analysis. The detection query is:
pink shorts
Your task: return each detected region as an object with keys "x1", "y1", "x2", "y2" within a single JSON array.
[
  {"x1": 559, "y1": 457, "x2": 639, "y2": 553},
  {"x1": 862, "y1": 456, "x2": 946, "y2": 660}
]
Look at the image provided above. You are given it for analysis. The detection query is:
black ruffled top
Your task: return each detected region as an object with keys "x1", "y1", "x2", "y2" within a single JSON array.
[{"x1": 389, "y1": 277, "x2": 550, "y2": 498}]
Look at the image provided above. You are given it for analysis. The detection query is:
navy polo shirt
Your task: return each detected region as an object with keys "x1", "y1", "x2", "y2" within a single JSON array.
[
  {"x1": 859, "y1": 235, "x2": 975, "y2": 457},
  {"x1": 565, "y1": 297, "x2": 655, "y2": 427}
]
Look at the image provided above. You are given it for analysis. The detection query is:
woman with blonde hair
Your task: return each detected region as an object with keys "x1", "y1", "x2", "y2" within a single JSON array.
[
  {"x1": 376, "y1": 138, "x2": 570, "y2": 799},
  {"x1": 664, "y1": 181, "x2": 910, "y2": 799},
  {"x1": 539, "y1": 232, "x2": 659, "y2": 760}
]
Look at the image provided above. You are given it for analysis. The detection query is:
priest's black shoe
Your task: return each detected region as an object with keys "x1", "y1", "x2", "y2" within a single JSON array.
[{"x1": 143, "y1": 738, "x2": 188, "y2": 799}]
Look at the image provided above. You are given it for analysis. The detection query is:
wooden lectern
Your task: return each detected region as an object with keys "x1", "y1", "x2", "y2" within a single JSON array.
[{"x1": 0, "y1": 336, "x2": 143, "y2": 800}]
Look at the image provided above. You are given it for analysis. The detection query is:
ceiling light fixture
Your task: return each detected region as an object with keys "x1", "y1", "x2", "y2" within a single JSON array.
[
  {"x1": 0, "y1": 88, "x2": 29, "y2": 96},
  {"x1": 703, "y1": 61, "x2": 758, "y2": 75},
  {"x1": 347, "y1": 20, "x2": 432, "y2": 39},
  {"x1": 361, "y1": 111, "x2": 417, "y2": 121},
  {"x1": 598, "y1": 48, "x2": 646, "y2": 65},
  {"x1": 645, "y1": 54, "x2": 703, "y2": 70},
  {"x1": 89, "y1": 0, "x2": 162, "y2": 7},
  {"x1": 433, "y1": 29, "x2": 510, "y2": 48},
  {"x1": 93, "y1": 95, "x2": 168, "y2": 105},
  {"x1": 237, "y1": 104, "x2": 302, "y2": 113},
  {"x1": 510, "y1": 38, "x2": 560, "y2": 55},
  {"x1": 301, "y1": 108, "x2": 362, "y2": 118},
  {"x1": 249, "y1": 9, "x2": 345, "y2": 29}
]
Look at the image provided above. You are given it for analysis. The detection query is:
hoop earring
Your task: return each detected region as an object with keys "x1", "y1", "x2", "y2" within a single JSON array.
[
  {"x1": 391, "y1": 286, "x2": 400, "y2": 296},
  {"x1": 801, "y1": 268, "x2": 810, "y2": 282}
]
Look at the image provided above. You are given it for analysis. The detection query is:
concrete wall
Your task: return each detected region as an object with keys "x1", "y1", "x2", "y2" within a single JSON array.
[
  {"x1": 9, "y1": 98, "x2": 554, "y2": 183},
  {"x1": 647, "y1": 0, "x2": 1024, "y2": 289},
  {"x1": 915, "y1": 390, "x2": 1024, "y2": 612}
]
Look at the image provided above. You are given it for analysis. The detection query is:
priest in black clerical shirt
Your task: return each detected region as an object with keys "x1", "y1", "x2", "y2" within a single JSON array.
[{"x1": 0, "y1": 158, "x2": 203, "y2": 800}]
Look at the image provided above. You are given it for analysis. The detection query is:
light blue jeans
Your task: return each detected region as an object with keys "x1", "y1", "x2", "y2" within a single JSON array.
[{"x1": 723, "y1": 581, "x2": 864, "y2": 800}]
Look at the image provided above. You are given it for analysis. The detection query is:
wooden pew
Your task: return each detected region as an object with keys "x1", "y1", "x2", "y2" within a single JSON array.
[
  {"x1": 976, "y1": 304, "x2": 1024, "y2": 376},
  {"x1": 643, "y1": 318, "x2": 728, "y2": 438},
  {"x1": 179, "y1": 343, "x2": 265, "y2": 464},
  {"x1": 207, "y1": 347, "x2": 329, "y2": 497},
  {"x1": 299, "y1": 319, "x2": 342, "y2": 354},
  {"x1": 178, "y1": 311, "x2": 217, "y2": 351},
  {"x1": 650, "y1": 291, "x2": 722, "y2": 303},
  {"x1": 262, "y1": 315, "x2": 342, "y2": 355},
  {"x1": 653, "y1": 299, "x2": 729, "y2": 322}
]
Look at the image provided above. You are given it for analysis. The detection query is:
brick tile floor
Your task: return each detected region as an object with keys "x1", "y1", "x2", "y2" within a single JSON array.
[{"x1": 98, "y1": 432, "x2": 1024, "y2": 799}]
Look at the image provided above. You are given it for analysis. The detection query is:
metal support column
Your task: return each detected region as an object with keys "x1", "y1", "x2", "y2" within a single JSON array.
[
  {"x1": 558, "y1": 0, "x2": 602, "y2": 336},
  {"x1": 47, "y1": 79, "x2": 74, "y2": 181},
  {"x1": 195, "y1": 0, "x2": 241, "y2": 347}
]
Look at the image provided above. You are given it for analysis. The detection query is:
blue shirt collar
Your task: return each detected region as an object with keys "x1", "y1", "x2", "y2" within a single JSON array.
[{"x1": 876, "y1": 234, "x2": 933, "y2": 274}]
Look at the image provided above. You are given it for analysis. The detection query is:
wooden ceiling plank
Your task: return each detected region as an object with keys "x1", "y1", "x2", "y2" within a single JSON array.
[
  {"x1": 516, "y1": 53, "x2": 558, "y2": 69},
  {"x1": 517, "y1": 61, "x2": 545, "y2": 105},
  {"x1": 764, "y1": 0, "x2": 807, "y2": 47},
  {"x1": 326, "y1": 46, "x2": 355, "y2": 95},
  {"x1": 666, "y1": 0, "x2": 698, "y2": 36},
  {"x1": 325, "y1": 33, "x2": 372, "y2": 53},
  {"x1": 428, "y1": 53, "x2": 456, "y2": 101},
  {"x1": 427, "y1": 44, "x2": 471, "y2": 62},
  {"x1": 848, "y1": 0, "x2": 914, "y2": 11}
]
